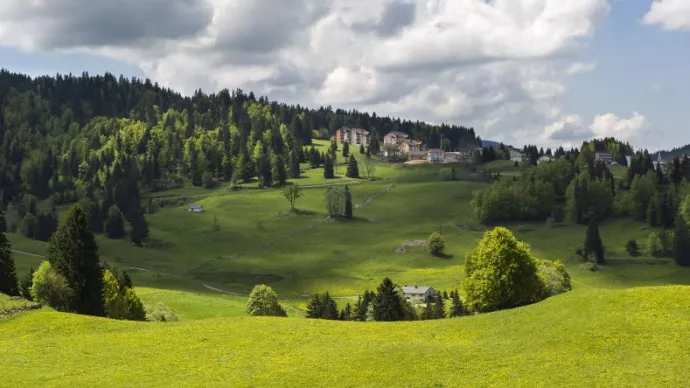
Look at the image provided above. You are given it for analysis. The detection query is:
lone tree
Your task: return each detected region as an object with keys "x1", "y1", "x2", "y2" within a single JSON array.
[
  {"x1": 583, "y1": 219, "x2": 605, "y2": 264},
  {"x1": 326, "y1": 186, "x2": 346, "y2": 218},
  {"x1": 427, "y1": 232, "x2": 445, "y2": 256},
  {"x1": 246, "y1": 284, "x2": 287, "y2": 317},
  {"x1": 30, "y1": 261, "x2": 73, "y2": 311},
  {"x1": 674, "y1": 214, "x2": 690, "y2": 267},
  {"x1": 323, "y1": 154, "x2": 335, "y2": 179},
  {"x1": 342, "y1": 142, "x2": 350, "y2": 157},
  {"x1": 625, "y1": 240, "x2": 639, "y2": 257},
  {"x1": 346, "y1": 154, "x2": 359, "y2": 178},
  {"x1": 372, "y1": 277, "x2": 405, "y2": 321},
  {"x1": 463, "y1": 227, "x2": 546, "y2": 313},
  {"x1": 48, "y1": 205, "x2": 105, "y2": 316},
  {"x1": 282, "y1": 184, "x2": 303, "y2": 212},
  {"x1": 0, "y1": 212, "x2": 19, "y2": 296},
  {"x1": 344, "y1": 185, "x2": 353, "y2": 219}
]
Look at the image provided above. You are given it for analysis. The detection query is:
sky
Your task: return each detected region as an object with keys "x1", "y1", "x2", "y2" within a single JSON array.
[{"x1": 0, "y1": 0, "x2": 688, "y2": 151}]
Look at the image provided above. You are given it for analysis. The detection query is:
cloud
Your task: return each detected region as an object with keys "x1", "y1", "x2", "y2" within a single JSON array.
[
  {"x1": 0, "y1": 0, "x2": 615, "y2": 148},
  {"x1": 643, "y1": 0, "x2": 690, "y2": 31},
  {"x1": 590, "y1": 111, "x2": 647, "y2": 140},
  {"x1": 565, "y1": 61, "x2": 597, "y2": 75},
  {"x1": 541, "y1": 111, "x2": 648, "y2": 148},
  {"x1": 0, "y1": 0, "x2": 213, "y2": 50}
]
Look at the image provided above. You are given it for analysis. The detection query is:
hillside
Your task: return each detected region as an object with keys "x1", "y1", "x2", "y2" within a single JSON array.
[
  {"x1": 2, "y1": 286, "x2": 689, "y2": 387},
  {"x1": 658, "y1": 144, "x2": 690, "y2": 159}
]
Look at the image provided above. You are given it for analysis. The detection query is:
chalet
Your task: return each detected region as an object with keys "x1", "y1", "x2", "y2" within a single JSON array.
[
  {"x1": 407, "y1": 151, "x2": 426, "y2": 161},
  {"x1": 334, "y1": 127, "x2": 371, "y2": 147},
  {"x1": 427, "y1": 149, "x2": 445, "y2": 163},
  {"x1": 188, "y1": 204, "x2": 204, "y2": 213},
  {"x1": 383, "y1": 131, "x2": 409, "y2": 146},
  {"x1": 402, "y1": 285, "x2": 436, "y2": 303},
  {"x1": 400, "y1": 139, "x2": 423, "y2": 154},
  {"x1": 594, "y1": 152, "x2": 614, "y2": 164}
]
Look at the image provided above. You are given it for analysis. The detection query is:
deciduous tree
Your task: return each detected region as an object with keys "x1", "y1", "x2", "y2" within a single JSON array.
[{"x1": 246, "y1": 284, "x2": 287, "y2": 317}]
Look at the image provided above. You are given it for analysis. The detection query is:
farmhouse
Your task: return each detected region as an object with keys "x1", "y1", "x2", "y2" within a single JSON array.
[
  {"x1": 509, "y1": 148, "x2": 525, "y2": 163},
  {"x1": 334, "y1": 127, "x2": 370, "y2": 146},
  {"x1": 188, "y1": 204, "x2": 204, "y2": 213},
  {"x1": 594, "y1": 152, "x2": 613, "y2": 164},
  {"x1": 538, "y1": 155, "x2": 554, "y2": 164},
  {"x1": 400, "y1": 139, "x2": 423, "y2": 154},
  {"x1": 402, "y1": 285, "x2": 437, "y2": 303}
]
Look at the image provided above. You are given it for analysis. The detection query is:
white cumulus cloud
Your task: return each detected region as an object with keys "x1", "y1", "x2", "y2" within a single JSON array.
[{"x1": 643, "y1": 0, "x2": 690, "y2": 31}]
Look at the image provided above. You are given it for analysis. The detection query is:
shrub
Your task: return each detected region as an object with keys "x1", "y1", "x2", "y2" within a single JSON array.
[
  {"x1": 19, "y1": 213, "x2": 37, "y2": 238},
  {"x1": 625, "y1": 240, "x2": 639, "y2": 257},
  {"x1": 30, "y1": 261, "x2": 73, "y2": 311},
  {"x1": 18, "y1": 267, "x2": 35, "y2": 300},
  {"x1": 246, "y1": 284, "x2": 287, "y2": 317},
  {"x1": 646, "y1": 232, "x2": 664, "y2": 257},
  {"x1": 145, "y1": 303, "x2": 179, "y2": 322},
  {"x1": 463, "y1": 227, "x2": 546, "y2": 313},
  {"x1": 103, "y1": 269, "x2": 126, "y2": 319},
  {"x1": 426, "y1": 232, "x2": 445, "y2": 256},
  {"x1": 536, "y1": 259, "x2": 572, "y2": 296},
  {"x1": 581, "y1": 262, "x2": 599, "y2": 272}
]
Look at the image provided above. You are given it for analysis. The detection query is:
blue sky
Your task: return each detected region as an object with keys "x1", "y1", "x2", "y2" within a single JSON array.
[{"x1": 0, "y1": 0, "x2": 688, "y2": 151}]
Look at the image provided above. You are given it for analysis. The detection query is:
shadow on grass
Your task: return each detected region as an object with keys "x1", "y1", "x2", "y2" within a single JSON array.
[{"x1": 434, "y1": 253, "x2": 455, "y2": 260}]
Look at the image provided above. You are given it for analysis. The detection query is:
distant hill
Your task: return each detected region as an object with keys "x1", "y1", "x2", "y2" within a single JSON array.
[
  {"x1": 657, "y1": 144, "x2": 690, "y2": 159},
  {"x1": 479, "y1": 140, "x2": 504, "y2": 148}
]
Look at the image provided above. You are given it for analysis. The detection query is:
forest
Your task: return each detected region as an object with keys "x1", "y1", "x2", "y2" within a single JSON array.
[{"x1": 0, "y1": 69, "x2": 477, "y2": 243}]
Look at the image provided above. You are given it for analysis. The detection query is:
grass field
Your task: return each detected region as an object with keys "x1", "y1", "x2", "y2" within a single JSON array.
[
  {"x1": 1, "y1": 286, "x2": 688, "y2": 387},
  {"x1": 3, "y1": 155, "x2": 690, "y2": 387}
]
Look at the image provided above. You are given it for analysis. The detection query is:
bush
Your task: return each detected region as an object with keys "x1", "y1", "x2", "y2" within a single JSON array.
[
  {"x1": 246, "y1": 284, "x2": 287, "y2": 317},
  {"x1": 30, "y1": 261, "x2": 73, "y2": 311},
  {"x1": 646, "y1": 232, "x2": 664, "y2": 257},
  {"x1": 626, "y1": 240, "x2": 639, "y2": 257},
  {"x1": 536, "y1": 259, "x2": 572, "y2": 296},
  {"x1": 463, "y1": 227, "x2": 546, "y2": 313},
  {"x1": 426, "y1": 232, "x2": 445, "y2": 256},
  {"x1": 145, "y1": 303, "x2": 179, "y2": 322}
]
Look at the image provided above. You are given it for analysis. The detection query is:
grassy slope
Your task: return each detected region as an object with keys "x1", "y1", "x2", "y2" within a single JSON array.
[{"x1": 2, "y1": 286, "x2": 689, "y2": 387}]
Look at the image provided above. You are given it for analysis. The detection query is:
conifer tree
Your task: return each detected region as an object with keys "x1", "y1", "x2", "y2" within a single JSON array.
[
  {"x1": 0, "y1": 212, "x2": 19, "y2": 296},
  {"x1": 258, "y1": 153, "x2": 272, "y2": 187},
  {"x1": 346, "y1": 154, "x2": 359, "y2": 178},
  {"x1": 583, "y1": 218, "x2": 605, "y2": 264},
  {"x1": 105, "y1": 205, "x2": 126, "y2": 239},
  {"x1": 309, "y1": 146, "x2": 319, "y2": 168},
  {"x1": 271, "y1": 153, "x2": 287, "y2": 186},
  {"x1": 322, "y1": 292, "x2": 339, "y2": 320},
  {"x1": 18, "y1": 267, "x2": 35, "y2": 300},
  {"x1": 372, "y1": 277, "x2": 405, "y2": 322},
  {"x1": 103, "y1": 269, "x2": 126, "y2": 319},
  {"x1": 674, "y1": 214, "x2": 690, "y2": 267},
  {"x1": 433, "y1": 294, "x2": 446, "y2": 319},
  {"x1": 343, "y1": 142, "x2": 350, "y2": 157},
  {"x1": 449, "y1": 290, "x2": 465, "y2": 317},
  {"x1": 339, "y1": 303, "x2": 353, "y2": 321},
  {"x1": 324, "y1": 154, "x2": 335, "y2": 179},
  {"x1": 306, "y1": 293, "x2": 323, "y2": 319},
  {"x1": 330, "y1": 141, "x2": 338, "y2": 156},
  {"x1": 421, "y1": 300, "x2": 434, "y2": 320},
  {"x1": 124, "y1": 288, "x2": 146, "y2": 321},
  {"x1": 289, "y1": 147, "x2": 301, "y2": 179},
  {"x1": 48, "y1": 205, "x2": 105, "y2": 316},
  {"x1": 359, "y1": 144, "x2": 365, "y2": 154}
]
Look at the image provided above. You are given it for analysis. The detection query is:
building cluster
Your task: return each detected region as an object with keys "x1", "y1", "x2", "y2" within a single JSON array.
[{"x1": 331, "y1": 127, "x2": 479, "y2": 164}]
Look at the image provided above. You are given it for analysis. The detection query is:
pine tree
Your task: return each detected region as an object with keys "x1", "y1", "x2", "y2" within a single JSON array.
[
  {"x1": 674, "y1": 214, "x2": 690, "y2": 267},
  {"x1": 324, "y1": 154, "x2": 335, "y2": 179},
  {"x1": 271, "y1": 153, "x2": 287, "y2": 186},
  {"x1": 322, "y1": 292, "x2": 339, "y2": 320},
  {"x1": 18, "y1": 267, "x2": 35, "y2": 300},
  {"x1": 0, "y1": 212, "x2": 19, "y2": 296},
  {"x1": 372, "y1": 277, "x2": 405, "y2": 321},
  {"x1": 330, "y1": 141, "x2": 338, "y2": 156},
  {"x1": 343, "y1": 142, "x2": 350, "y2": 157},
  {"x1": 124, "y1": 288, "x2": 146, "y2": 321},
  {"x1": 306, "y1": 293, "x2": 323, "y2": 319},
  {"x1": 48, "y1": 205, "x2": 105, "y2": 316},
  {"x1": 309, "y1": 146, "x2": 319, "y2": 168},
  {"x1": 289, "y1": 148, "x2": 301, "y2": 178},
  {"x1": 122, "y1": 271, "x2": 133, "y2": 289},
  {"x1": 449, "y1": 290, "x2": 465, "y2": 317},
  {"x1": 433, "y1": 294, "x2": 445, "y2": 319},
  {"x1": 359, "y1": 144, "x2": 365, "y2": 154},
  {"x1": 105, "y1": 205, "x2": 126, "y2": 239},
  {"x1": 421, "y1": 300, "x2": 434, "y2": 320},
  {"x1": 258, "y1": 153, "x2": 272, "y2": 187},
  {"x1": 647, "y1": 195, "x2": 659, "y2": 227},
  {"x1": 583, "y1": 218, "x2": 605, "y2": 264},
  {"x1": 103, "y1": 269, "x2": 126, "y2": 319},
  {"x1": 344, "y1": 185, "x2": 353, "y2": 219},
  {"x1": 346, "y1": 155, "x2": 359, "y2": 178},
  {"x1": 339, "y1": 303, "x2": 353, "y2": 321}
]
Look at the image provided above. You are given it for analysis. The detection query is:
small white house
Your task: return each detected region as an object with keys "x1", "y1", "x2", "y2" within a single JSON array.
[
  {"x1": 427, "y1": 149, "x2": 445, "y2": 163},
  {"x1": 509, "y1": 148, "x2": 525, "y2": 163},
  {"x1": 402, "y1": 285, "x2": 436, "y2": 303},
  {"x1": 188, "y1": 204, "x2": 204, "y2": 213}
]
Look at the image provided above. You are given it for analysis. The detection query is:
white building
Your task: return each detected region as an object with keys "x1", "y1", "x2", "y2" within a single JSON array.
[
  {"x1": 509, "y1": 148, "x2": 525, "y2": 163},
  {"x1": 334, "y1": 127, "x2": 371, "y2": 146},
  {"x1": 402, "y1": 285, "x2": 436, "y2": 303},
  {"x1": 188, "y1": 204, "x2": 204, "y2": 213},
  {"x1": 427, "y1": 149, "x2": 445, "y2": 163}
]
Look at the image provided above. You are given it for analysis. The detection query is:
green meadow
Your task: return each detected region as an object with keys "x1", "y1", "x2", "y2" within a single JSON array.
[{"x1": 3, "y1": 149, "x2": 690, "y2": 387}]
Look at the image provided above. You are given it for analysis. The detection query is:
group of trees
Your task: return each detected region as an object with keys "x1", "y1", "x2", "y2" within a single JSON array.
[
  {"x1": 305, "y1": 278, "x2": 466, "y2": 322},
  {"x1": 0, "y1": 206, "x2": 147, "y2": 321},
  {"x1": 0, "y1": 70, "x2": 476, "y2": 214}
]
